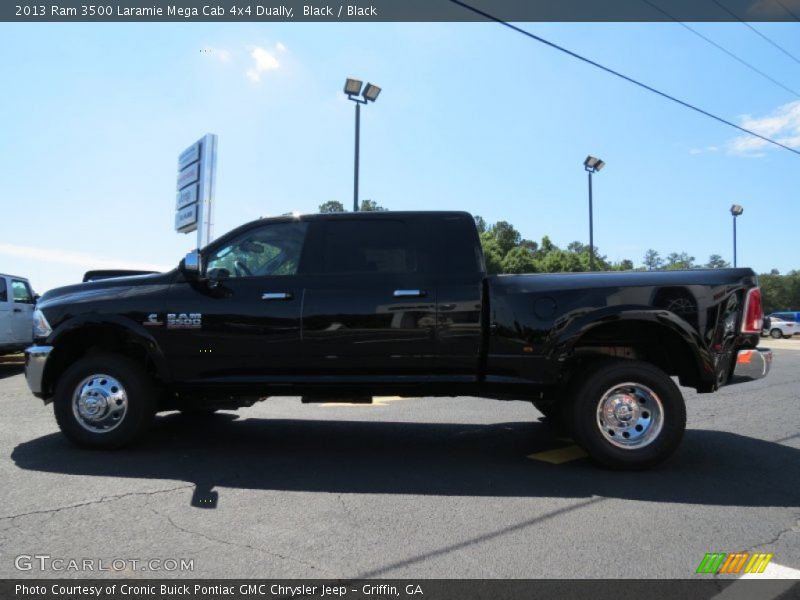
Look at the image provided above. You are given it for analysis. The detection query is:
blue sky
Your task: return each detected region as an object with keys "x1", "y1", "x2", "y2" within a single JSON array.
[{"x1": 1, "y1": 21, "x2": 798, "y2": 292}]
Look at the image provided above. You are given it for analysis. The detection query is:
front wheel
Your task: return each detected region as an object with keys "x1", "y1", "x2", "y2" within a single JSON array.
[
  {"x1": 566, "y1": 360, "x2": 686, "y2": 470},
  {"x1": 53, "y1": 353, "x2": 156, "y2": 449},
  {"x1": 770, "y1": 329, "x2": 783, "y2": 339}
]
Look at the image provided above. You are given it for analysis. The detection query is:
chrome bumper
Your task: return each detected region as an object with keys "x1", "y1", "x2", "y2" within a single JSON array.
[
  {"x1": 732, "y1": 348, "x2": 772, "y2": 381},
  {"x1": 25, "y1": 345, "x2": 53, "y2": 397}
]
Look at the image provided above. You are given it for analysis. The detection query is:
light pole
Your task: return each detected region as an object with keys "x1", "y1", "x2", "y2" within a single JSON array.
[
  {"x1": 344, "y1": 78, "x2": 381, "y2": 212},
  {"x1": 583, "y1": 155, "x2": 606, "y2": 271},
  {"x1": 730, "y1": 204, "x2": 743, "y2": 267}
]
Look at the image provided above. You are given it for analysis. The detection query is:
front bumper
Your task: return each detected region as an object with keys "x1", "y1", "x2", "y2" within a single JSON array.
[
  {"x1": 24, "y1": 345, "x2": 53, "y2": 398},
  {"x1": 732, "y1": 347, "x2": 772, "y2": 382}
]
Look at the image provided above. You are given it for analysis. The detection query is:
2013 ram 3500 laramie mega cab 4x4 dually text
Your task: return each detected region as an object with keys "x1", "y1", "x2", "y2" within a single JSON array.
[{"x1": 25, "y1": 211, "x2": 772, "y2": 469}]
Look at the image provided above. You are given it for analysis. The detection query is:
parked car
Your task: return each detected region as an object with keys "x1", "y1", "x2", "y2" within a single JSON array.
[
  {"x1": 762, "y1": 317, "x2": 798, "y2": 339},
  {"x1": 0, "y1": 273, "x2": 36, "y2": 355},
  {"x1": 24, "y1": 211, "x2": 771, "y2": 469}
]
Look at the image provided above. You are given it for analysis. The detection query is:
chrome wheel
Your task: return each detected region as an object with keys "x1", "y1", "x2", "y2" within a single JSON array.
[
  {"x1": 72, "y1": 374, "x2": 128, "y2": 433},
  {"x1": 596, "y1": 382, "x2": 664, "y2": 449}
]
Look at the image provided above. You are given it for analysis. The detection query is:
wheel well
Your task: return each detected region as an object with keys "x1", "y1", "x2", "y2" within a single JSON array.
[
  {"x1": 567, "y1": 320, "x2": 702, "y2": 390},
  {"x1": 43, "y1": 325, "x2": 162, "y2": 399}
]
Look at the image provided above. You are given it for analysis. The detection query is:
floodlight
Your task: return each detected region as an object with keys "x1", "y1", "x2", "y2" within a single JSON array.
[{"x1": 344, "y1": 78, "x2": 363, "y2": 96}]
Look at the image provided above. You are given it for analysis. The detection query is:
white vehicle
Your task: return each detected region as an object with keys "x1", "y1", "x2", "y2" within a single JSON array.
[
  {"x1": 0, "y1": 273, "x2": 36, "y2": 355},
  {"x1": 762, "y1": 317, "x2": 798, "y2": 339}
]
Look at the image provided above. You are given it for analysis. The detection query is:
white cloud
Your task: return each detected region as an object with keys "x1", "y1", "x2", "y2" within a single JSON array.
[
  {"x1": 728, "y1": 100, "x2": 800, "y2": 157},
  {"x1": 246, "y1": 46, "x2": 281, "y2": 82},
  {"x1": 201, "y1": 47, "x2": 231, "y2": 62},
  {"x1": 275, "y1": 41, "x2": 288, "y2": 53},
  {"x1": 0, "y1": 243, "x2": 169, "y2": 272}
]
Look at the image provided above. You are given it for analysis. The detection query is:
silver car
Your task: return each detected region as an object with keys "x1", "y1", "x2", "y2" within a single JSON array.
[{"x1": 762, "y1": 317, "x2": 798, "y2": 339}]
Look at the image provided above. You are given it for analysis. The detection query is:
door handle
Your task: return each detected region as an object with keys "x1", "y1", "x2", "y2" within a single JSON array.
[
  {"x1": 13, "y1": 308, "x2": 22, "y2": 313},
  {"x1": 393, "y1": 289, "x2": 425, "y2": 298},
  {"x1": 261, "y1": 292, "x2": 293, "y2": 301}
]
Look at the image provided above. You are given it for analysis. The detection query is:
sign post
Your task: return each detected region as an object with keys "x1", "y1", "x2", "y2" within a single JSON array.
[{"x1": 175, "y1": 133, "x2": 217, "y2": 249}]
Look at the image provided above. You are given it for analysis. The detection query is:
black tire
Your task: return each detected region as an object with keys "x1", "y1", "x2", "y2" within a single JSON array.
[
  {"x1": 566, "y1": 359, "x2": 686, "y2": 470},
  {"x1": 770, "y1": 329, "x2": 783, "y2": 339},
  {"x1": 53, "y1": 353, "x2": 156, "y2": 449}
]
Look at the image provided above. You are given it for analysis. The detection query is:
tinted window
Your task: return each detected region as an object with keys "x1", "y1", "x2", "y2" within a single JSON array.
[
  {"x1": 437, "y1": 215, "x2": 483, "y2": 274},
  {"x1": 11, "y1": 279, "x2": 33, "y2": 304},
  {"x1": 206, "y1": 222, "x2": 308, "y2": 278},
  {"x1": 321, "y1": 220, "x2": 416, "y2": 274},
  {"x1": 0, "y1": 278, "x2": 6, "y2": 302}
]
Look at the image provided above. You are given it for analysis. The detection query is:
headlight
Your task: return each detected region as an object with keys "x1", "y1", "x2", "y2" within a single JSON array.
[{"x1": 32, "y1": 309, "x2": 52, "y2": 338}]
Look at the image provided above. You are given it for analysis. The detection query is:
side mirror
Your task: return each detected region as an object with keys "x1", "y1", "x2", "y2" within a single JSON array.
[{"x1": 183, "y1": 250, "x2": 201, "y2": 277}]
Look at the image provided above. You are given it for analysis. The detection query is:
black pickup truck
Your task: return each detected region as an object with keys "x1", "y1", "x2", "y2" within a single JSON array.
[{"x1": 25, "y1": 211, "x2": 772, "y2": 468}]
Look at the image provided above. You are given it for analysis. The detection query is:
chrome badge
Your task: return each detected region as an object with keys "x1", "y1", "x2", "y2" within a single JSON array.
[{"x1": 167, "y1": 313, "x2": 202, "y2": 329}]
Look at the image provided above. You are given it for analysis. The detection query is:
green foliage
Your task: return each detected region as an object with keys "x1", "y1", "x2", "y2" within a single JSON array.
[
  {"x1": 664, "y1": 252, "x2": 695, "y2": 270},
  {"x1": 360, "y1": 199, "x2": 388, "y2": 212},
  {"x1": 489, "y1": 221, "x2": 521, "y2": 256},
  {"x1": 760, "y1": 270, "x2": 800, "y2": 314},
  {"x1": 501, "y1": 246, "x2": 538, "y2": 274},
  {"x1": 319, "y1": 200, "x2": 345, "y2": 213},
  {"x1": 643, "y1": 249, "x2": 662, "y2": 271},
  {"x1": 479, "y1": 232, "x2": 505, "y2": 274},
  {"x1": 705, "y1": 254, "x2": 730, "y2": 269}
]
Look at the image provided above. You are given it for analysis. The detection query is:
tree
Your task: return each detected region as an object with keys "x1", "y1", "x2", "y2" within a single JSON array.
[
  {"x1": 519, "y1": 239, "x2": 538, "y2": 253},
  {"x1": 537, "y1": 235, "x2": 556, "y2": 256},
  {"x1": 479, "y1": 232, "x2": 505, "y2": 274},
  {"x1": 665, "y1": 252, "x2": 695, "y2": 270},
  {"x1": 501, "y1": 246, "x2": 538, "y2": 274},
  {"x1": 643, "y1": 249, "x2": 662, "y2": 271},
  {"x1": 360, "y1": 199, "x2": 387, "y2": 212},
  {"x1": 567, "y1": 241, "x2": 586, "y2": 254},
  {"x1": 705, "y1": 254, "x2": 730, "y2": 269},
  {"x1": 319, "y1": 200, "x2": 345, "y2": 213},
  {"x1": 488, "y1": 221, "x2": 521, "y2": 256},
  {"x1": 474, "y1": 215, "x2": 488, "y2": 234},
  {"x1": 536, "y1": 249, "x2": 584, "y2": 273},
  {"x1": 616, "y1": 259, "x2": 635, "y2": 271}
]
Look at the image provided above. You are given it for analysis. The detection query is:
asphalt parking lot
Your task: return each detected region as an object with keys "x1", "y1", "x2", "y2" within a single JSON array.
[{"x1": 0, "y1": 342, "x2": 798, "y2": 580}]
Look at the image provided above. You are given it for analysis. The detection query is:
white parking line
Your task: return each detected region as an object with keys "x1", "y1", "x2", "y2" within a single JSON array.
[
  {"x1": 739, "y1": 562, "x2": 800, "y2": 579},
  {"x1": 710, "y1": 563, "x2": 800, "y2": 600}
]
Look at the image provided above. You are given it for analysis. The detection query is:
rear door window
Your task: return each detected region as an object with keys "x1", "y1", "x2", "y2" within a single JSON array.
[
  {"x1": 319, "y1": 220, "x2": 417, "y2": 274},
  {"x1": 0, "y1": 278, "x2": 7, "y2": 302}
]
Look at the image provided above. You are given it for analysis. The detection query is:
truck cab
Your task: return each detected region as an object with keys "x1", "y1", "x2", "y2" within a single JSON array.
[{"x1": 0, "y1": 273, "x2": 36, "y2": 355}]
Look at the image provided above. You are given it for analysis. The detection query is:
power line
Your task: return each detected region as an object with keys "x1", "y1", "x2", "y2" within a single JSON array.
[
  {"x1": 773, "y1": 0, "x2": 800, "y2": 22},
  {"x1": 711, "y1": 0, "x2": 800, "y2": 66},
  {"x1": 447, "y1": 0, "x2": 800, "y2": 157},
  {"x1": 640, "y1": 0, "x2": 799, "y2": 98}
]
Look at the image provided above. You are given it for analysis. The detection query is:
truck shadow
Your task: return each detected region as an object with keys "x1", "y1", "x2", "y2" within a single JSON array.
[
  {"x1": 11, "y1": 414, "x2": 800, "y2": 508},
  {"x1": 0, "y1": 364, "x2": 24, "y2": 380}
]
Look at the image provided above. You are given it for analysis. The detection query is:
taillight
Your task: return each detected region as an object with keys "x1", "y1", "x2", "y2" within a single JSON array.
[{"x1": 741, "y1": 288, "x2": 763, "y2": 333}]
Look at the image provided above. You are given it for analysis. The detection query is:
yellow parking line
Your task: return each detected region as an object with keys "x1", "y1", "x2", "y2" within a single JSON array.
[{"x1": 527, "y1": 445, "x2": 588, "y2": 464}]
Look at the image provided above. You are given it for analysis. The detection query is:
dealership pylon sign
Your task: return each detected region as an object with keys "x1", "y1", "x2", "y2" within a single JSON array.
[{"x1": 175, "y1": 133, "x2": 217, "y2": 248}]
